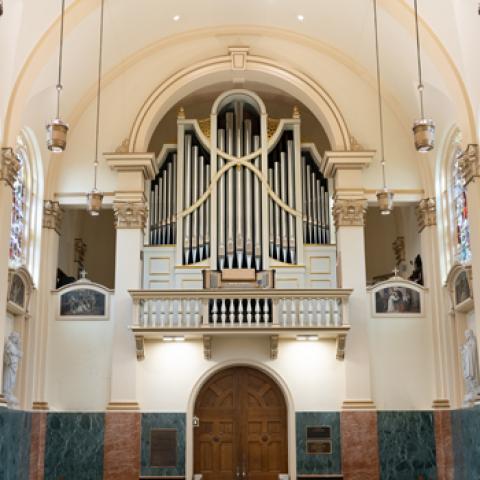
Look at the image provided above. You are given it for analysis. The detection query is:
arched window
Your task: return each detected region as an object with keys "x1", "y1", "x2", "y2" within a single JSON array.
[{"x1": 8, "y1": 130, "x2": 43, "y2": 283}]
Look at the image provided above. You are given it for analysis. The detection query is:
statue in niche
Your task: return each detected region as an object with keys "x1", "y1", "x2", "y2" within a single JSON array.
[
  {"x1": 2, "y1": 331, "x2": 22, "y2": 407},
  {"x1": 409, "y1": 254, "x2": 424, "y2": 286},
  {"x1": 460, "y1": 329, "x2": 480, "y2": 405}
]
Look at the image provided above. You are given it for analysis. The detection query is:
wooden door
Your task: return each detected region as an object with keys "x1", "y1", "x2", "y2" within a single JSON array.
[{"x1": 194, "y1": 367, "x2": 288, "y2": 480}]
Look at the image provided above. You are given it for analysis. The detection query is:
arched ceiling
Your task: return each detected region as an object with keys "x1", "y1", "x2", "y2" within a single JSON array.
[{"x1": 1, "y1": 0, "x2": 478, "y2": 147}]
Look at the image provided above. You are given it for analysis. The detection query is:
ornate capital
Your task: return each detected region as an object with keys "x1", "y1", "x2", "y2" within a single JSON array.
[
  {"x1": 43, "y1": 200, "x2": 63, "y2": 234},
  {"x1": 416, "y1": 197, "x2": 436, "y2": 232},
  {"x1": 0, "y1": 147, "x2": 20, "y2": 189},
  {"x1": 333, "y1": 198, "x2": 367, "y2": 227},
  {"x1": 459, "y1": 144, "x2": 479, "y2": 186},
  {"x1": 114, "y1": 202, "x2": 148, "y2": 229}
]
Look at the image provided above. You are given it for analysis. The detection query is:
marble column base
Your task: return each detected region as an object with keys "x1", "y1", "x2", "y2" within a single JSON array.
[
  {"x1": 104, "y1": 412, "x2": 141, "y2": 480},
  {"x1": 29, "y1": 412, "x2": 46, "y2": 480},
  {"x1": 434, "y1": 410, "x2": 454, "y2": 480},
  {"x1": 341, "y1": 411, "x2": 380, "y2": 480}
]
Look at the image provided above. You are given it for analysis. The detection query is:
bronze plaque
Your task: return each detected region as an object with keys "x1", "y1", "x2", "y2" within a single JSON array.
[
  {"x1": 307, "y1": 426, "x2": 331, "y2": 440},
  {"x1": 150, "y1": 429, "x2": 177, "y2": 467},
  {"x1": 307, "y1": 440, "x2": 332, "y2": 454}
]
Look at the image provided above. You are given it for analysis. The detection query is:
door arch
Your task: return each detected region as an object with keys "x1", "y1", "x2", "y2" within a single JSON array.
[{"x1": 194, "y1": 366, "x2": 288, "y2": 480}]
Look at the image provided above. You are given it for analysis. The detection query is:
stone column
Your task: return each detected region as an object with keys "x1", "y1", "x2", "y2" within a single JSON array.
[
  {"x1": 324, "y1": 151, "x2": 376, "y2": 410},
  {"x1": 31, "y1": 200, "x2": 62, "y2": 410},
  {"x1": 416, "y1": 198, "x2": 451, "y2": 409},
  {"x1": 0, "y1": 148, "x2": 20, "y2": 407},
  {"x1": 105, "y1": 152, "x2": 155, "y2": 410}
]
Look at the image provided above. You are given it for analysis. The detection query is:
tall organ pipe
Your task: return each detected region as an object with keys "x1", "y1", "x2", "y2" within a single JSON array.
[
  {"x1": 217, "y1": 129, "x2": 226, "y2": 269},
  {"x1": 311, "y1": 169, "x2": 319, "y2": 244},
  {"x1": 183, "y1": 135, "x2": 192, "y2": 263},
  {"x1": 268, "y1": 168, "x2": 274, "y2": 258},
  {"x1": 273, "y1": 157, "x2": 281, "y2": 259},
  {"x1": 226, "y1": 112, "x2": 234, "y2": 268},
  {"x1": 234, "y1": 102, "x2": 244, "y2": 268},
  {"x1": 161, "y1": 170, "x2": 167, "y2": 244},
  {"x1": 253, "y1": 135, "x2": 262, "y2": 270},
  {"x1": 280, "y1": 151, "x2": 288, "y2": 262},
  {"x1": 301, "y1": 156, "x2": 308, "y2": 243},
  {"x1": 244, "y1": 119, "x2": 253, "y2": 268},
  {"x1": 171, "y1": 154, "x2": 177, "y2": 244},
  {"x1": 287, "y1": 140, "x2": 296, "y2": 263},
  {"x1": 205, "y1": 163, "x2": 211, "y2": 257},
  {"x1": 198, "y1": 155, "x2": 205, "y2": 261},
  {"x1": 191, "y1": 146, "x2": 199, "y2": 262},
  {"x1": 305, "y1": 163, "x2": 313, "y2": 243}
]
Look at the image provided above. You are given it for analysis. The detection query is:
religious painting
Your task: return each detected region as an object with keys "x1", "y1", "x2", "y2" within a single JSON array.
[
  {"x1": 454, "y1": 270, "x2": 471, "y2": 307},
  {"x1": 59, "y1": 288, "x2": 106, "y2": 318},
  {"x1": 8, "y1": 273, "x2": 26, "y2": 310},
  {"x1": 373, "y1": 285, "x2": 422, "y2": 316}
]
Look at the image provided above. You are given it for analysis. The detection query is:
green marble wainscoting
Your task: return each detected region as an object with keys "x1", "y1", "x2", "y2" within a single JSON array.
[
  {"x1": 141, "y1": 412, "x2": 186, "y2": 477},
  {"x1": 451, "y1": 404, "x2": 480, "y2": 479},
  {"x1": 377, "y1": 411, "x2": 437, "y2": 480},
  {"x1": 296, "y1": 412, "x2": 341, "y2": 475},
  {"x1": 0, "y1": 408, "x2": 32, "y2": 480},
  {"x1": 44, "y1": 412, "x2": 105, "y2": 480}
]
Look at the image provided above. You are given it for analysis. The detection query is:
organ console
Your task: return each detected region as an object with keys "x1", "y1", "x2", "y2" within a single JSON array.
[{"x1": 148, "y1": 89, "x2": 331, "y2": 282}]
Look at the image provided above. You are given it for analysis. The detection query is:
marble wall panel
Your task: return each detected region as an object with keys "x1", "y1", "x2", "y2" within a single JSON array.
[
  {"x1": 44, "y1": 412, "x2": 104, "y2": 480},
  {"x1": 104, "y1": 412, "x2": 141, "y2": 480},
  {"x1": 141, "y1": 413, "x2": 186, "y2": 477},
  {"x1": 378, "y1": 411, "x2": 437, "y2": 480},
  {"x1": 340, "y1": 411, "x2": 380, "y2": 480},
  {"x1": 451, "y1": 405, "x2": 480, "y2": 479},
  {"x1": 296, "y1": 412, "x2": 341, "y2": 474},
  {"x1": 29, "y1": 412, "x2": 46, "y2": 480},
  {"x1": 434, "y1": 410, "x2": 454, "y2": 480}
]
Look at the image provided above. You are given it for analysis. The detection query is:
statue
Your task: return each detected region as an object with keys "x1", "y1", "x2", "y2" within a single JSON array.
[
  {"x1": 2, "y1": 331, "x2": 22, "y2": 407},
  {"x1": 460, "y1": 329, "x2": 480, "y2": 405}
]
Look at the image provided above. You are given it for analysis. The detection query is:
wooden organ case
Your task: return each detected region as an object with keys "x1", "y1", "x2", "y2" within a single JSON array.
[{"x1": 144, "y1": 90, "x2": 336, "y2": 292}]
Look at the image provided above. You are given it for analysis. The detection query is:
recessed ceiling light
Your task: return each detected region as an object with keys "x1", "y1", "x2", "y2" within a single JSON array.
[
  {"x1": 297, "y1": 14, "x2": 304, "y2": 22},
  {"x1": 173, "y1": 14, "x2": 180, "y2": 21}
]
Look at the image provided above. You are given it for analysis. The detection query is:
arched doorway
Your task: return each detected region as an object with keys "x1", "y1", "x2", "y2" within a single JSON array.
[{"x1": 194, "y1": 366, "x2": 288, "y2": 480}]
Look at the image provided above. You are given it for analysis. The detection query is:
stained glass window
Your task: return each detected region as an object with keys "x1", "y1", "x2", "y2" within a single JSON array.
[
  {"x1": 452, "y1": 149, "x2": 471, "y2": 264},
  {"x1": 9, "y1": 150, "x2": 26, "y2": 266}
]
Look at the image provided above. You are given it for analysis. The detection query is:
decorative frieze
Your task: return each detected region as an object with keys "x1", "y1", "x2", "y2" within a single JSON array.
[
  {"x1": 43, "y1": 200, "x2": 63, "y2": 234},
  {"x1": 333, "y1": 198, "x2": 367, "y2": 227},
  {"x1": 416, "y1": 197, "x2": 436, "y2": 232},
  {"x1": 459, "y1": 144, "x2": 479, "y2": 186},
  {"x1": 0, "y1": 147, "x2": 20, "y2": 189},
  {"x1": 113, "y1": 202, "x2": 148, "y2": 229}
]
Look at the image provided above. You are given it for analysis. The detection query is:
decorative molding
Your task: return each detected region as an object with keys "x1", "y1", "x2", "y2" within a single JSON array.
[
  {"x1": 459, "y1": 144, "x2": 479, "y2": 186},
  {"x1": 203, "y1": 335, "x2": 212, "y2": 360},
  {"x1": 32, "y1": 401, "x2": 50, "y2": 411},
  {"x1": 349, "y1": 136, "x2": 366, "y2": 152},
  {"x1": 106, "y1": 402, "x2": 140, "y2": 411},
  {"x1": 0, "y1": 147, "x2": 20, "y2": 189},
  {"x1": 336, "y1": 333, "x2": 347, "y2": 360},
  {"x1": 113, "y1": 202, "x2": 148, "y2": 229},
  {"x1": 115, "y1": 138, "x2": 130, "y2": 153},
  {"x1": 342, "y1": 399, "x2": 376, "y2": 411},
  {"x1": 432, "y1": 399, "x2": 451, "y2": 410},
  {"x1": 228, "y1": 46, "x2": 249, "y2": 70},
  {"x1": 42, "y1": 200, "x2": 63, "y2": 234},
  {"x1": 333, "y1": 198, "x2": 367, "y2": 227},
  {"x1": 416, "y1": 197, "x2": 436, "y2": 232},
  {"x1": 270, "y1": 335, "x2": 279, "y2": 360},
  {"x1": 135, "y1": 335, "x2": 145, "y2": 361}
]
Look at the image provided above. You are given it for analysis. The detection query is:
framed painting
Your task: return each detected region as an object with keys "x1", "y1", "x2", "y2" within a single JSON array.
[{"x1": 454, "y1": 270, "x2": 472, "y2": 307}]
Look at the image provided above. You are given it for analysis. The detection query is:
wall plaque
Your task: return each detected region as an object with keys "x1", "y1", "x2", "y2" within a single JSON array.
[
  {"x1": 306, "y1": 425, "x2": 332, "y2": 455},
  {"x1": 150, "y1": 429, "x2": 177, "y2": 467}
]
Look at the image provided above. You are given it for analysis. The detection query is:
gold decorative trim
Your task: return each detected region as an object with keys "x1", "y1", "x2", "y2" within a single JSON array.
[
  {"x1": 333, "y1": 198, "x2": 367, "y2": 227},
  {"x1": 197, "y1": 118, "x2": 210, "y2": 139},
  {"x1": 416, "y1": 197, "x2": 436, "y2": 232},
  {"x1": 32, "y1": 401, "x2": 50, "y2": 411},
  {"x1": 432, "y1": 399, "x2": 451, "y2": 410},
  {"x1": 114, "y1": 202, "x2": 148, "y2": 229},
  {"x1": 43, "y1": 200, "x2": 63, "y2": 234},
  {"x1": 268, "y1": 118, "x2": 280, "y2": 138},
  {"x1": 0, "y1": 147, "x2": 20, "y2": 189},
  {"x1": 115, "y1": 138, "x2": 130, "y2": 153},
  {"x1": 342, "y1": 400, "x2": 376, "y2": 410},
  {"x1": 177, "y1": 106, "x2": 186, "y2": 120},
  {"x1": 106, "y1": 402, "x2": 140, "y2": 411}
]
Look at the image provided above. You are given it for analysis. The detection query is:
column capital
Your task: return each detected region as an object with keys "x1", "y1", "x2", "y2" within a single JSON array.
[
  {"x1": 416, "y1": 197, "x2": 436, "y2": 233},
  {"x1": 333, "y1": 198, "x2": 368, "y2": 227},
  {"x1": 113, "y1": 201, "x2": 148, "y2": 230},
  {"x1": 0, "y1": 147, "x2": 20, "y2": 189},
  {"x1": 105, "y1": 152, "x2": 156, "y2": 180},
  {"x1": 459, "y1": 144, "x2": 479, "y2": 186},
  {"x1": 42, "y1": 200, "x2": 63, "y2": 234}
]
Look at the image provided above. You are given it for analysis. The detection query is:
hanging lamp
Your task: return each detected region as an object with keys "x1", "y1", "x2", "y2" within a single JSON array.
[
  {"x1": 372, "y1": 0, "x2": 394, "y2": 215},
  {"x1": 46, "y1": 0, "x2": 69, "y2": 153},
  {"x1": 412, "y1": 0, "x2": 435, "y2": 152},
  {"x1": 87, "y1": 0, "x2": 105, "y2": 216}
]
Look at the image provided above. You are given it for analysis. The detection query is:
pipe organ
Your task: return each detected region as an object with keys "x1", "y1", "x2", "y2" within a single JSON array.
[{"x1": 147, "y1": 90, "x2": 334, "y2": 293}]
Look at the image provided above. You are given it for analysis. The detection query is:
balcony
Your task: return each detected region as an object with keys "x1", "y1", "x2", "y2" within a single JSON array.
[{"x1": 129, "y1": 288, "x2": 352, "y2": 361}]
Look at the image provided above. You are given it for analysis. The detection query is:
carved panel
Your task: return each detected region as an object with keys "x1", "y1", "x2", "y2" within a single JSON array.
[
  {"x1": 0, "y1": 147, "x2": 20, "y2": 189},
  {"x1": 416, "y1": 197, "x2": 436, "y2": 232},
  {"x1": 114, "y1": 202, "x2": 148, "y2": 229},
  {"x1": 333, "y1": 198, "x2": 367, "y2": 227},
  {"x1": 43, "y1": 200, "x2": 63, "y2": 234}
]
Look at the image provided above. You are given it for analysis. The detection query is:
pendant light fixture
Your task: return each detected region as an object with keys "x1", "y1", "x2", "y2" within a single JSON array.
[
  {"x1": 412, "y1": 0, "x2": 435, "y2": 152},
  {"x1": 372, "y1": 0, "x2": 394, "y2": 215},
  {"x1": 87, "y1": 0, "x2": 106, "y2": 216},
  {"x1": 46, "y1": 0, "x2": 69, "y2": 153}
]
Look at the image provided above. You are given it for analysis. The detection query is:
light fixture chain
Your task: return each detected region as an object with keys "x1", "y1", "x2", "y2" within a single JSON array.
[
  {"x1": 93, "y1": 0, "x2": 105, "y2": 189},
  {"x1": 56, "y1": 0, "x2": 66, "y2": 119},
  {"x1": 414, "y1": 0, "x2": 425, "y2": 119},
  {"x1": 373, "y1": 0, "x2": 387, "y2": 190}
]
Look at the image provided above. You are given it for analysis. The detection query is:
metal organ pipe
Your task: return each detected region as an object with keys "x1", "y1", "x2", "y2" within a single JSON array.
[
  {"x1": 280, "y1": 152, "x2": 288, "y2": 261},
  {"x1": 234, "y1": 102, "x2": 244, "y2": 268},
  {"x1": 226, "y1": 112, "x2": 235, "y2": 269},
  {"x1": 217, "y1": 129, "x2": 226, "y2": 269},
  {"x1": 244, "y1": 119, "x2": 253, "y2": 269},
  {"x1": 198, "y1": 154, "x2": 205, "y2": 261},
  {"x1": 253, "y1": 135, "x2": 262, "y2": 271},
  {"x1": 183, "y1": 134, "x2": 192, "y2": 263},
  {"x1": 273, "y1": 158, "x2": 281, "y2": 260},
  {"x1": 268, "y1": 168, "x2": 275, "y2": 258},
  {"x1": 191, "y1": 146, "x2": 199, "y2": 262},
  {"x1": 287, "y1": 140, "x2": 296, "y2": 263},
  {"x1": 205, "y1": 163, "x2": 211, "y2": 257}
]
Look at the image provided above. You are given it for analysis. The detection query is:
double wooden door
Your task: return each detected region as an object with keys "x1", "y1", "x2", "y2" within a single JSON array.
[{"x1": 194, "y1": 367, "x2": 288, "y2": 480}]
